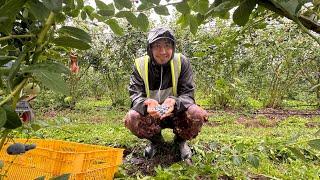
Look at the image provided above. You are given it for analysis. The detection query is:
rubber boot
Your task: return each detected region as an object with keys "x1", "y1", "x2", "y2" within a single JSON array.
[
  {"x1": 144, "y1": 133, "x2": 164, "y2": 159},
  {"x1": 179, "y1": 141, "x2": 192, "y2": 160},
  {"x1": 174, "y1": 135, "x2": 192, "y2": 160}
]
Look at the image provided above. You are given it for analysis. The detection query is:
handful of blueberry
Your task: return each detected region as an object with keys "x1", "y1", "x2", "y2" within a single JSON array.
[{"x1": 154, "y1": 105, "x2": 169, "y2": 116}]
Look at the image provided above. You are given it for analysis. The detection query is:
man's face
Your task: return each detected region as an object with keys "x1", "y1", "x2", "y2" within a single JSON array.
[{"x1": 151, "y1": 38, "x2": 173, "y2": 65}]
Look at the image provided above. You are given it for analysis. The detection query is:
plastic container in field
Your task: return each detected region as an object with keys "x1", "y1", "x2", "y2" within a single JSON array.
[{"x1": 0, "y1": 139, "x2": 124, "y2": 180}]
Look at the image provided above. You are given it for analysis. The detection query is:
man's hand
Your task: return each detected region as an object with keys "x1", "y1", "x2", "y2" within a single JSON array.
[
  {"x1": 160, "y1": 98, "x2": 176, "y2": 120},
  {"x1": 144, "y1": 99, "x2": 161, "y2": 119}
]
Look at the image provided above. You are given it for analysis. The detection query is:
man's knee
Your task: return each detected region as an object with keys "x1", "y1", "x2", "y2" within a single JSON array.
[
  {"x1": 173, "y1": 105, "x2": 208, "y2": 140},
  {"x1": 124, "y1": 110, "x2": 161, "y2": 139},
  {"x1": 187, "y1": 104, "x2": 208, "y2": 122},
  {"x1": 124, "y1": 110, "x2": 140, "y2": 128}
]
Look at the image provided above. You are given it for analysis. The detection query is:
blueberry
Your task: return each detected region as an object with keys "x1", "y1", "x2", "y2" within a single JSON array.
[{"x1": 155, "y1": 105, "x2": 169, "y2": 116}]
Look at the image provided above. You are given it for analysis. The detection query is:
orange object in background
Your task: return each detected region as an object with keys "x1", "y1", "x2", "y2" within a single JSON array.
[{"x1": 70, "y1": 53, "x2": 79, "y2": 73}]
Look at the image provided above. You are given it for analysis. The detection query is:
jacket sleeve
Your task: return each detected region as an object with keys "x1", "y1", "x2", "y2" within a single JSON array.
[
  {"x1": 169, "y1": 55, "x2": 195, "y2": 114},
  {"x1": 129, "y1": 65, "x2": 148, "y2": 115}
]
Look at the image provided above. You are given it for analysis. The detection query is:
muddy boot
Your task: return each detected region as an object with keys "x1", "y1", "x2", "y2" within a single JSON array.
[
  {"x1": 174, "y1": 135, "x2": 192, "y2": 160},
  {"x1": 144, "y1": 133, "x2": 164, "y2": 159},
  {"x1": 179, "y1": 141, "x2": 192, "y2": 160}
]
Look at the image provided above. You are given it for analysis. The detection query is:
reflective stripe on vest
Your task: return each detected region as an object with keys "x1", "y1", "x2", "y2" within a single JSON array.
[{"x1": 135, "y1": 53, "x2": 181, "y2": 98}]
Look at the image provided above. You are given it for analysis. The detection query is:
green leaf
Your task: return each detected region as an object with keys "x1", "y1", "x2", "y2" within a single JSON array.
[
  {"x1": 25, "y1": 0, "x2": 50, "y2": 21},
  {"x1": 213, "y1": 0, "x2": 238, "y2": 14},
  {"x1": 177, "y1": 14, "x2": 190, "y2": 28},
  {"x1": 42, "y1": 0, "x2": 62, "y2": 12},
  {"x1": 98, "y1": 9, "x2": 115, "y2": 17},
  {"x1": 0, "y1": 56, "x2": 16, "y2": 66},
  {"x1": 33, "y1": 71, "x2": 70, "y2": 96},
  {"x1": 76, "y1": 0, "x2": 84, "y2": 8},
  {"x1": 315, "y1": 129, "x2": 320, "y2": 136},
  {"x1": 98, "y1": 10, "x2": 114, "y2": 17},
  {"x1": 151, "y1": 0, "x2": 161, "y2": 5},
  {"x1": 3, "y1": 106, "x2": 22, "y2": 129},
  {"x1": 69, "y1": 9, "x2": 80, "y2": 18},
  {"x1": 83, "y1": 5, "x2": 94, "y2": 15},
  {"x1": 270, "y1": 0, "x2": 302, "y2": 18},
  {"x1": 232, "y1": 155, "x2": 242, "y2": 166},
  {"x1": 137, "y1": 2, "x2": 153, "y2": 11},
  {"x1": 95, "y1": 0, "x2": 114, "y2": 16},
  {"x1": 189, "y1": 15, "x2": 198, "y2": 35},
  {"x1": 115, "y1": 11, "x2": 133, "y2": 18},
  {"x1": 190, "y1": 0, "x2": 209, "y2": 15},
  {"x1": 137, "y1": 13, "x2": 149, "y2": 32},
  {"x1": 80, "y1": 10, "x2": 87, "y2": 20},
  {"x1": 308, "y1": 139, "x2": 320, "y2": 150},
  {"x1": 233, "y1": 0, "x2": 256, "y2": 26},
  {"x1": 58, "y1": 26, "x2": 91, "y2": 43},
  {"x1": 0, "y1": 0, "x2": 27, "y2": 18},
  {"x1": 53, "y1": 36, "x2": 91, "y2": 50},
  {"x1": 196, "y1": 13, "x2": 205, "y2": 25},
  {"x1": 287, "y1": 147, "x2": 306, "y2": 161},
  {"x1": 0, "y1": 107, "x2": 7, "y2": 128},
  {"x1": 114, "y1": 0, "x2": 123, "y2": 10},
  {"x1": 114, "y1": 0, "x2": 132, "y2": 10},
  {"x1": 49, "y1": 173, "x2": 71, "y2": 180},
  {"x1": 91, "y1": 13, "x2": 108, "y2": 21},
  {"x1": 0, "y1": 0, "x2": 27, "y2": 33},
  {"x1": 116, "y1": 11, "x2": 139, "y2": 29},
  {"x1": 95, "y1": 0, "x2": 108, "y2": 9},
  {"x1": 106, "y1": 19, "x2": 124, "y2": 36},
  {"x1": 65, "y1": 0, "x2": 75, "y2": 9},
  {"x1": 22, "y1": 62, "x2": 70, "y2": 75},
  {"x1": 8, "y1": 47, "x2": 28, "y2": 90},
  {"x1": 247, "y1": 154, "x2": 259, "y2": 168},
  {"x1": 176, "y1": 1, "x2": 190, "y2": 14},
  {"x1": 0, "y1": 21, "x2": 13, "y2": 34},
  {"x1": 31, "y1": 122, "x2": 42, "y2": 131},
  {"x1": 154, "y1": 6, "x2": 170, "y2": 16},
  {"x1": 12, "y1": 74, "x2": 24, "y2": 90}
]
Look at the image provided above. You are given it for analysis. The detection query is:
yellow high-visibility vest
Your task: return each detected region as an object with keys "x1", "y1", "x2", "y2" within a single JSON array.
[{"x1": 134, "y1": 53, "x2": 181, "y2": 98}]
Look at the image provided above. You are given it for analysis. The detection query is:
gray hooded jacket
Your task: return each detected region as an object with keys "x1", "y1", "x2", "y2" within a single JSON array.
[{"x1": 129, "y1": 27, "x2": 195, "y2": 115}]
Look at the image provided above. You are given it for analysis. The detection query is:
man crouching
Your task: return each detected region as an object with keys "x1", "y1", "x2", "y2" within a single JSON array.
[{"x1": 124, "y1": 27, "x2": 208, "y2": 160}]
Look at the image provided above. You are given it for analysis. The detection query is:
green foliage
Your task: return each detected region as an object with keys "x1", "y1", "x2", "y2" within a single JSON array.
[
  {"x1": 32, "y1": 89, "x2": 66, "y2": 110},
  {"x1": 2, "y1": 105, "x2": 22, "y2": 129},
  {"x1": 114, "y1": 0, "x2": 132, "y2": 10},
  {"x1": 57, "y1": 26, "x2": 92, "y2": 44},
  {"x1": 106, "y1": 19, "x2": 124, "y2": 36},
  {"x1": 172, "y1": 17, "x2": 320, "y2": 109},
  {"x1": 154, "y1": 6, "x2": 170, "y2": 16},
  {"x1": 175, "y1": 1, "x2": 190, "y2": 14},
  {"x1": 233, "y1": 0, "x2": 257, "y2": 26}
]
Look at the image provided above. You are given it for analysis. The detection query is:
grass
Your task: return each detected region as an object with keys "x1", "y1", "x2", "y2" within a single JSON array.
[{"x1": 14, "y1": 97, "x2": 320, "y2": 179}]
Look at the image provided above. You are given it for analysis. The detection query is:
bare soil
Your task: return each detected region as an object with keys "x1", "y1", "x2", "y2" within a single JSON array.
[{"x1": 122, "y1": 141, "x2": 181, "y2": 177}]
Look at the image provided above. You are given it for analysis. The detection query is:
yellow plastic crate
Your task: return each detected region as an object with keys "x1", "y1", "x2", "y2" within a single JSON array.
[{"x1": 0, "y1": 139, "x2": 124, "y2": 180}]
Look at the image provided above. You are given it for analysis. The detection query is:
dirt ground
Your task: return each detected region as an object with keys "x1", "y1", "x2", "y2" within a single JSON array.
[
  {"x1": 121, "y1": 108, "x2": 320, "y2": 178},
  {"x1": 122, "y1": 141, "x2": 181, "y2": 177}
]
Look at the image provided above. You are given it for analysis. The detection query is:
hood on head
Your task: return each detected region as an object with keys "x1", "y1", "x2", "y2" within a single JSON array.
[{"x1": 147, "y1": 27, "x2": 176, "y2": 63}]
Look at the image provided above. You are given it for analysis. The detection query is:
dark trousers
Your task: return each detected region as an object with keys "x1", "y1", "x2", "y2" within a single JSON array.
[{"x1": 124, "y1": 104, "x2": 208, "y2": 141}]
